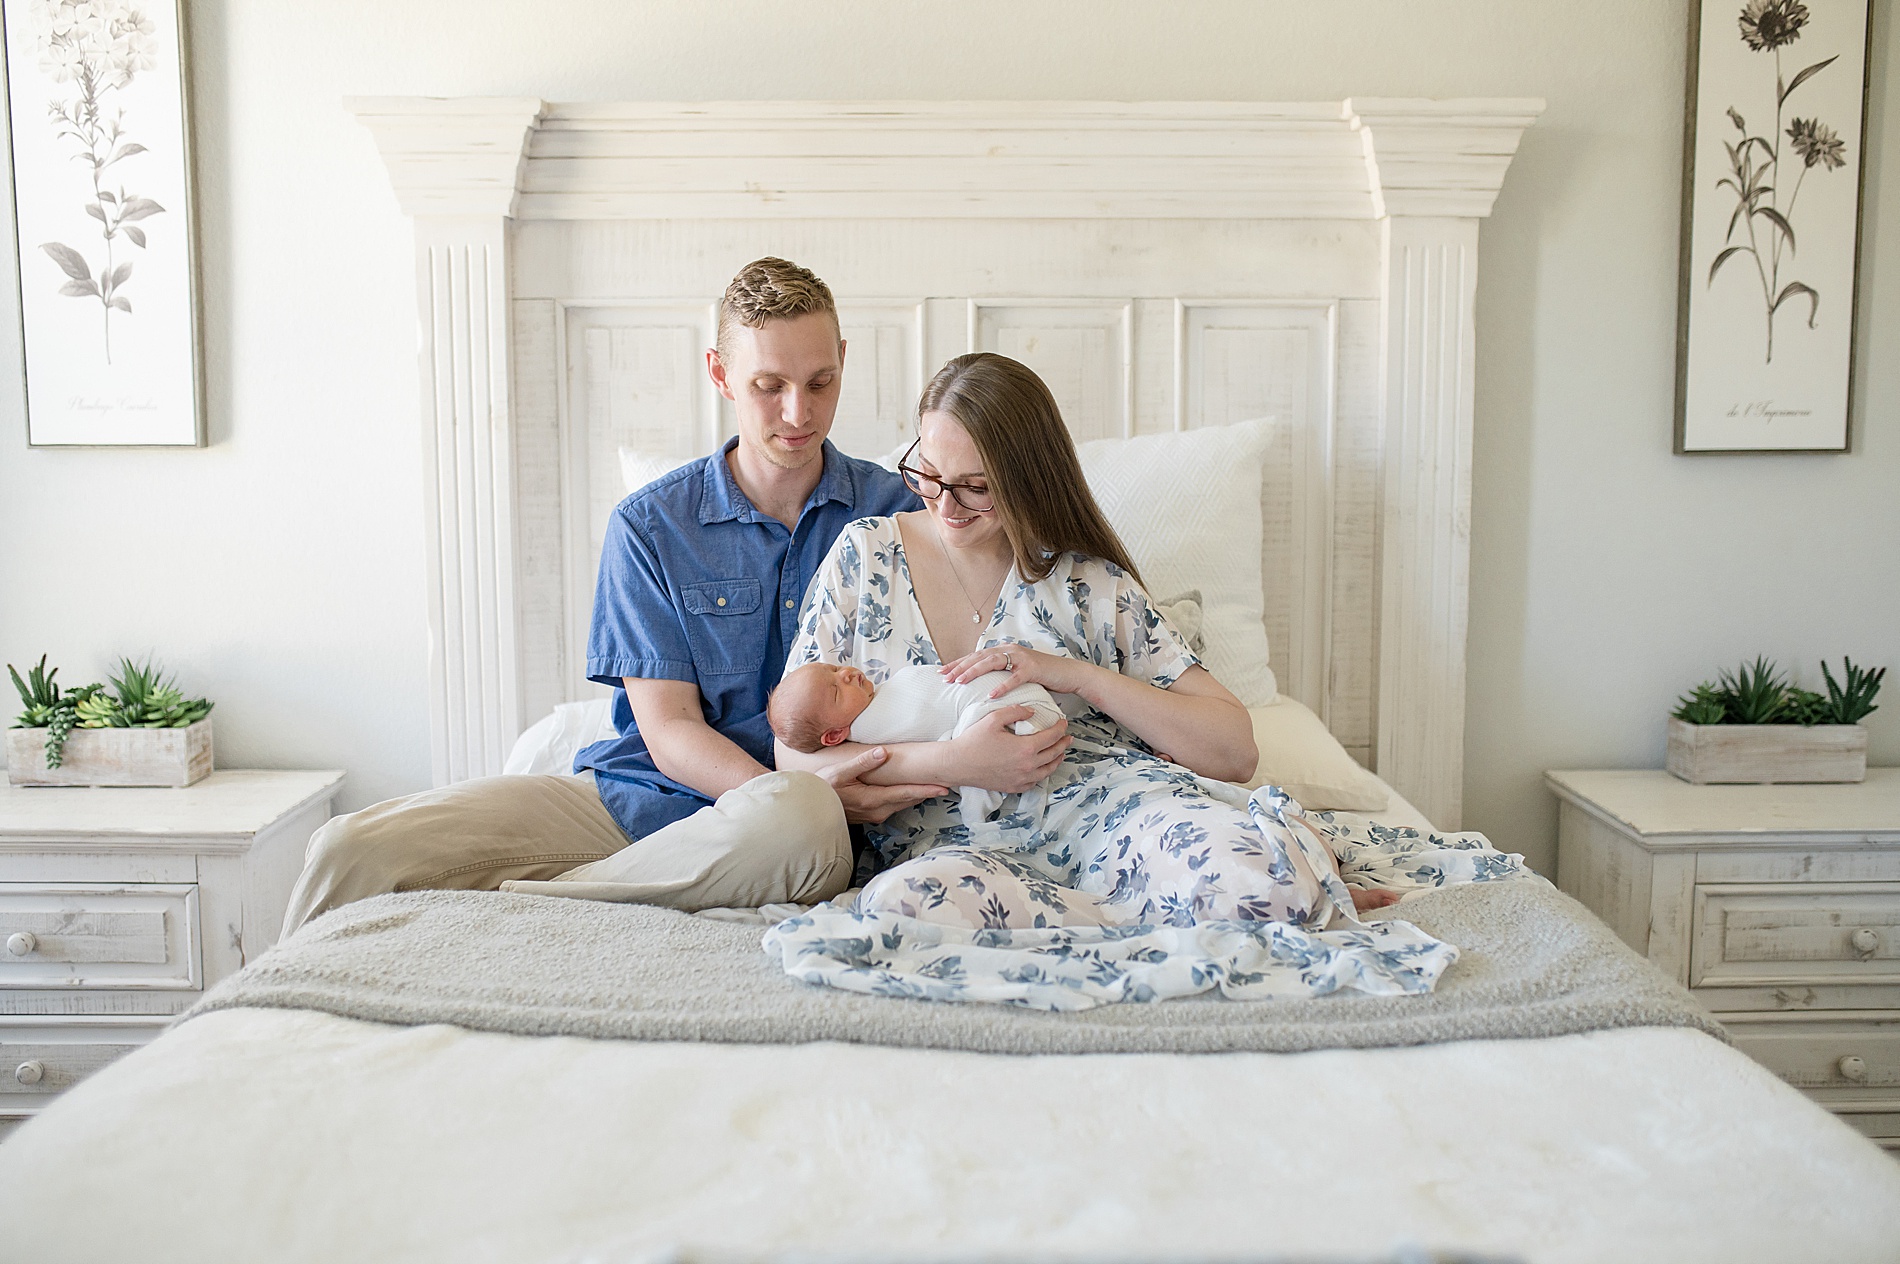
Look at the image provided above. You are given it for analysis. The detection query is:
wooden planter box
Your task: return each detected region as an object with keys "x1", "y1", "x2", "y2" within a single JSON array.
[
  {"x1": 1666, "y1": 716, "x2": 1867, "y2": 785},
  {"x1": 5, "y1": 719, "x2": 213, "y2": 787}
]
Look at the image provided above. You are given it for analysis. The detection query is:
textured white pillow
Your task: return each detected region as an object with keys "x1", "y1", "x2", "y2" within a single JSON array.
[
  {"x1": 1240, "y1": 696, "x2": 1389, "y2": 813},
  {"x1": 619, "y1": 448, "x2": 697, "y2": 496},
  {"x1": 503, "y1": 699, "x2": 619, "y2": 777},
  {"x1": 1079, "y1": 421, "x2": 1277, "y2": 706}
]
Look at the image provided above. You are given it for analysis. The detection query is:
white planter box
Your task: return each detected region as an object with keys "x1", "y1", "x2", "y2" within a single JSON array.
[
  {"x1": 1666, "y1": 717, "x2": 1867, "y2": 785},
  {"x1": 5, "y1": 719, "x2": 213, "y2": 788}
]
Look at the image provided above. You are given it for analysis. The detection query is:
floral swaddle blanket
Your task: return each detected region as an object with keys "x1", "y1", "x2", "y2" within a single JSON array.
[{"x1": 763, "y1": 788, "x2": 1532, "y2": 1012}]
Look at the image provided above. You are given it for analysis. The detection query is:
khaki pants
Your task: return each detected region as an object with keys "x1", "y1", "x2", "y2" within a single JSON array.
[{"x1": 279, "y1": 771, "x2": 851, "y2": 938}]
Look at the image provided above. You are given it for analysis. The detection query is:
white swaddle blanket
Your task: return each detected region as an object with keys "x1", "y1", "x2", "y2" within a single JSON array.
[{"x1": 847, "y1": 664, "x2": 1066, "y2": 824}]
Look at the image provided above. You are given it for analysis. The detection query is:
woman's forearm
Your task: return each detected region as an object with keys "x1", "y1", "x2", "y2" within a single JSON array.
[
  {"x1": 1071, "y1": 664, "x2": 1256, "y2": 782},
  {"x1": 777, "y1": 737, "x2": 963, "y2": 787},
  {"x1": 777, "y1": 715, "x2": 1068, "y2": 795}
]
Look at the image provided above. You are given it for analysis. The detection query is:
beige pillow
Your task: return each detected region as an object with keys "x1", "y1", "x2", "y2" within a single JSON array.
[
  {"x1": 1239, "y1": 696, "x2": 1389, "y2": 813},
  {"x1": 1078, "y1": 420, "x2": 1278, "y2": 707}
]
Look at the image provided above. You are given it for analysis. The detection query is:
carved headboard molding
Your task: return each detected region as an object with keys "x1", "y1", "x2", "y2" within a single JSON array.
[{"x1": 351, "y1": 97, "x2": 1541, "y2": 827}]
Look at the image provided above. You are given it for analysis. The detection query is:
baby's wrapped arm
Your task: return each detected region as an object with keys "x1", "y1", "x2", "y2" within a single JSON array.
[{"x1": 952, "y1": 672, "x2": 1066, "y2": 738}]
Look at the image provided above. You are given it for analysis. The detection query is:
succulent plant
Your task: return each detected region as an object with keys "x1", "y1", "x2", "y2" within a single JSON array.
[
  {"x1": 1822, "y1": 658, "x2": 1886, "y2": 725},
  {"x1": 1718, "y1": 657, "x2": 1790, "y2": 724},
  {"x1": 6, "y1": 654, "x2": 213, "y2": 767},
  {"x1": 74, "y1": 689, "x2": 123, "y2": 728},
  {"x1": 7, "y1": 655, "x2": 60, "y2": 728},
  {"x1": 1780, "y1": 686, "x2": 1832, "y2": 727},
  {"x1": 7, "y1": 657, "x2": 107, "y2": 768},
  {"x1": 117, "y1": 658, "x2": 212, "y2": 728},
  {"x1": 1672, "y1": 683, "x2": 1728, "y2": 726},
  {"x1": 1674, "y1": 656, "x2": 1885, "y2": 727}
]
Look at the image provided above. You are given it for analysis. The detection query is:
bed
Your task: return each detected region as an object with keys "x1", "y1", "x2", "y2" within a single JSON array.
[{"x1": 5, "y1": 97, "x2": 1900, "y2": 1262}]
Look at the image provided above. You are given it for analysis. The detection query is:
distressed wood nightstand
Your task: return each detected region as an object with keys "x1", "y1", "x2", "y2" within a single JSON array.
[
  {"x1": 1549, "y1": 768, "x2": 1900, "y2": 1153},
  {"x1": 0, "y1": 769, "x2": 343, "y2": 1138}
]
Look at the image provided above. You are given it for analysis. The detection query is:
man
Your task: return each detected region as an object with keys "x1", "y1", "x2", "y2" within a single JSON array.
[{"x1": 281, "y1": 258, "x2": 1066, "y2": 935}]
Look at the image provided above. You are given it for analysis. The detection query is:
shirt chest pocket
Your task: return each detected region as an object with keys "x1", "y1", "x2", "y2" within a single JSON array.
[{"x1": 680, "y1": 579, "x2": 767, "y2": 675}]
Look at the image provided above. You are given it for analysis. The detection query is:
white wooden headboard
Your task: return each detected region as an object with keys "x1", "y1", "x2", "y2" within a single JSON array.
[{"x1": 353, "y1": 97, "x2": 1540, "y2": 829}]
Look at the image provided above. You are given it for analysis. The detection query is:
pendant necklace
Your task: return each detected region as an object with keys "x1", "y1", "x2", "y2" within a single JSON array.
[{"x1": 934, "y1": 519, "x2": 991, "y2": 626}]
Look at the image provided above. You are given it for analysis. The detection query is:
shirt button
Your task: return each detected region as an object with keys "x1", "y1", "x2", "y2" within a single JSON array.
[
  {"x1": 716, "y1": 597, "x2": 727, "y2": 607},
  {"x1": 785, "y1": 599, "x2": 795, "y2": 608}
]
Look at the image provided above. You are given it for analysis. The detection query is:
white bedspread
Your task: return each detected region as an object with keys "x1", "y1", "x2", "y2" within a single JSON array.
[{"x1": 3, "y1": 1008, "x2": 1896, "y2": 1263}]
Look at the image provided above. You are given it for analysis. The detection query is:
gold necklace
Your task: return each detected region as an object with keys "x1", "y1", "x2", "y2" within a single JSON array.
[{"x1": 934, "y1": 518, "x2": 992, "y2": 626}]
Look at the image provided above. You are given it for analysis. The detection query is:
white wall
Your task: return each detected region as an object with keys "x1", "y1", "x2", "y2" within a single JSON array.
[{"x1": 1, "y1": 1, "x2": 1894, "y2": 872}]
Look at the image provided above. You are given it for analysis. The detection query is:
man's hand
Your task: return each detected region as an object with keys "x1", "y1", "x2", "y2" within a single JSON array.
[
  {"x1": 819, "y1": 745, "x2": 946, "y2": 825},
  {"x1": 948, "y1": 707, "x2": 1071, "y2": 794}
]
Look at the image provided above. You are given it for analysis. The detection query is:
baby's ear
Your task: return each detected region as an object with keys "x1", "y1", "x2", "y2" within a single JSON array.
[{"x1": 820, "y1": 727, "x2": 852, "y2": 747}]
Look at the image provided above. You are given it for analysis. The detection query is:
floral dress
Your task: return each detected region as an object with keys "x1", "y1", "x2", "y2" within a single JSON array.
[{"x1": 763, "y1": 516, "x2": 1528, "y2": 1010}]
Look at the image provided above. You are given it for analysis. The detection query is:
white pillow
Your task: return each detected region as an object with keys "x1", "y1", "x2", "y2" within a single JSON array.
[
  {"x1": 1078, "y1": 420, "x2": 1277, "y2": 706},
  {"x1": 872, "y1": 439, "x2": 912, "y2": 472},
  {"x1": 1241, "y1": 696, "x2": 1388, "y2": 813},
  {"x1": 1151, "y1": 591, "x2": 1205, "y2": 654},
  {"x1": 503, "y1": 699, "x2": 619, "y2": 777},
  {"x1": 619, "y1": 449, "x2": 697, "y2": 496}
]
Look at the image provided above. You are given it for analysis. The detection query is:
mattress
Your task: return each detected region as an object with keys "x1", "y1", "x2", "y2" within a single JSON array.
[
  {"x1": 4, "y1": 781, "x2": 1897, "y2": 1263},
  {"x1": 3, "y1": 1010, "x2": 1897, "y2": 1263}
]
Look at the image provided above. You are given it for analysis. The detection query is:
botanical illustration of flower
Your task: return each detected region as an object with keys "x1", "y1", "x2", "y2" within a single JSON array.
[
  {"x1": 30, "y1": 0, "x2": 166, "y2": 365},
  {"x1": 1787, "y1": 116, "x2": 1846, "y2": 169},
  {"x1": 1738, "y1": 0, "x2": 1809, "y2": 50},
  {"x1": 1709, "y1": 0, "x2": 1845, "y2": 363}
]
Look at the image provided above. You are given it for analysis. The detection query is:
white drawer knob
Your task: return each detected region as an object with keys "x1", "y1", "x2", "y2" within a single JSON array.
[
  {"x1": 13, "y1": 1060, "x2": 43, "y2": 1086},
  {"x1": 1851, "y1": 928, "x2": 1881, "y2": 957},
  {"x1": 1838, "y1": 1055, "x2": 1868, "y2": 1082},
  {"x1": 5, "y1": 932, "x2": 35, "y2": 957}
]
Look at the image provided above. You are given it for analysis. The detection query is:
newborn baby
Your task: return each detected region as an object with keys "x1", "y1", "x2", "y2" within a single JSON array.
[{"x1": 769, "y1": 661, "x2": 1067, "y2": 823}]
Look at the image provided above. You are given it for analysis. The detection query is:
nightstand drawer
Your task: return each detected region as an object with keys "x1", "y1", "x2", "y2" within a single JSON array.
[
  {"x1": 0, "y1": 884, "x2": 201, "y2": 990},
  {"x1": 1691, "y1": 884, "x2": 1900, "y2": 989},
  {"x1": 1726, "y1": 1015, "x2": 1900, "y2": 1090},
  {"x1": 0, "y1": 1037, "x2": 146, "y2": 1097},
  {"x1": 1833, "y1": 1104, "x2": 1900, "y2": 1146}
]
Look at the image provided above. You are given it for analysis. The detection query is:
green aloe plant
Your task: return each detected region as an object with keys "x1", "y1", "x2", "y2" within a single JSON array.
[
  {"x1": 98, "y1": 658, "x2": 212, "y2": 729},
  {"x1": 1821, "y1": 658, "x2": 1886, "y2": 725},
  {"x1": 1719, "y1": 656, "x2": 1789, "y2": 724},
  {"x1": 7, "y1": 655, "x2": 60, "y2": 727}
]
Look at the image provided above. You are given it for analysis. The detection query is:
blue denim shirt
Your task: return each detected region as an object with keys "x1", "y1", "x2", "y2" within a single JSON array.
[{"x1": 576, "y1": 438, "x2": 919, "y2": 842}]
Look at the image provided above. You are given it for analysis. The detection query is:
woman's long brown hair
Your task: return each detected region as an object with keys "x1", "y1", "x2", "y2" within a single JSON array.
[{"x1": 916, "y1": 353, "x2": 1143, "y2": 586}]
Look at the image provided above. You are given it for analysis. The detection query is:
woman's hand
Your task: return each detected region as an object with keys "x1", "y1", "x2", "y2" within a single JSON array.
[
  {"x1": 939, "y1": 643, "x2": 1098, "y2": 698},
  {"x1": 943, "y1": 647, "x2": 1253, "y2": 784},
  {"x1": 943, "y1": 706, "x2": 1072, "y2": 793},
  {"x1": 1349, "y1": 886, "x2": 1404, "y2": 913}
]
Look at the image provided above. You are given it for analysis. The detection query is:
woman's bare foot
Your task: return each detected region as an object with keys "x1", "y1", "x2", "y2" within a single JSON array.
[{"x1": 1350, "y1": 886, "x2": 1403, "y2": 913}]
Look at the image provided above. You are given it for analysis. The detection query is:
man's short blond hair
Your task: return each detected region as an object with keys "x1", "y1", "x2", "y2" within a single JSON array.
[{"x1": 715, "y1": 257, "x2": 839, "y2": 360}]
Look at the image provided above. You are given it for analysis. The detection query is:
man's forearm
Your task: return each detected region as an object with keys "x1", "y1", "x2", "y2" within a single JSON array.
[{"x1": 642, "y1": 715, "x2": 772, "y2": 798}]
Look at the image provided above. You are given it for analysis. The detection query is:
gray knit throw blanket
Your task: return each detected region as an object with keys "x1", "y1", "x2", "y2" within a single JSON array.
[{"x1": 184, "y1": 879, "x2": 1725, "y2": 1055}]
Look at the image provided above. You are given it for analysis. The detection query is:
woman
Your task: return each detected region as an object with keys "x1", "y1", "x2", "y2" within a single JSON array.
[{"x1": 776, "y1": 352, "x2": 1396, "y2": 933}]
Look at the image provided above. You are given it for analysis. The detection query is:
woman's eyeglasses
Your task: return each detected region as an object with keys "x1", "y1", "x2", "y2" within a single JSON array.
[{"x1": 896, "y1": 439, "x2": 995, "y2": 513}]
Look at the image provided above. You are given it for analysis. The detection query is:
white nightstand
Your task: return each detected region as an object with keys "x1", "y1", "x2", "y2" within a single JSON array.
[
  {"x1": 0, "y1": 769, "x2": 343, "y2": 1137},
  {"x1": 1549, "y1": 768, "x2": 1900, "y2": 1153}
]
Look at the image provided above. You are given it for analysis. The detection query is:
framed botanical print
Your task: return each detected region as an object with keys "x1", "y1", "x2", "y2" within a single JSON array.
[
  {"x1": 2, "y1": 0, "x2": 202, "y2": 446},
  {"x1": 1675, "y1": 0, "x2": 1872, "y2": 453}
]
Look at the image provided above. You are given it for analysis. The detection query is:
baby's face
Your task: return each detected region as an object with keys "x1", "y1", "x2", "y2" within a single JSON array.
[{"x1": 793, "y1": 663, "x2": 876, "y2": 736}]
